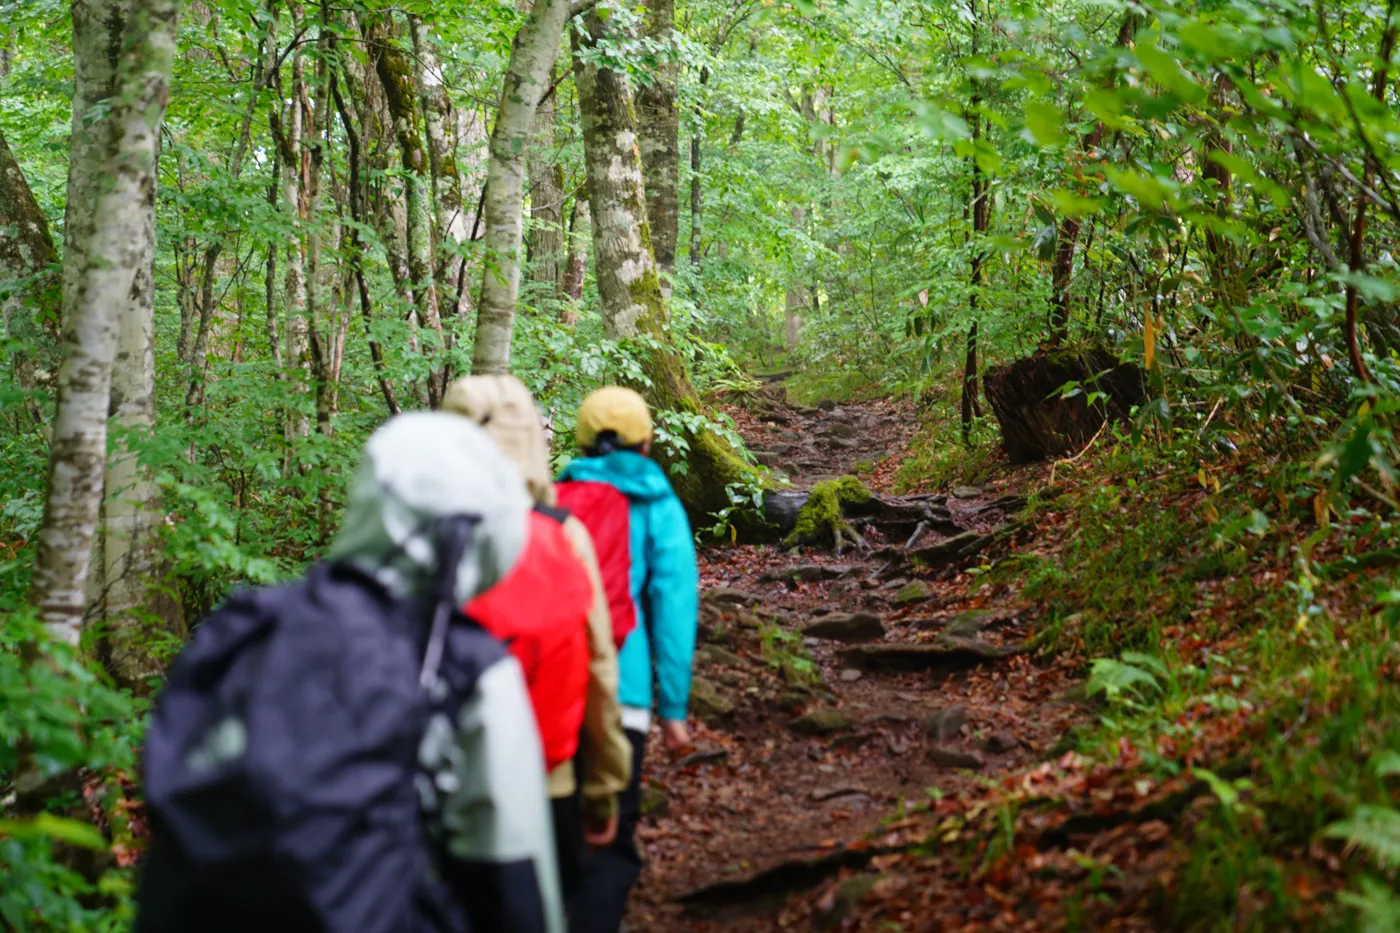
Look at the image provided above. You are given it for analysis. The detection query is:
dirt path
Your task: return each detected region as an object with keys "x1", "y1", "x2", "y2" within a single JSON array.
[{"x1": 624, "y1": 386, "x2": 1086, "y2": 931}]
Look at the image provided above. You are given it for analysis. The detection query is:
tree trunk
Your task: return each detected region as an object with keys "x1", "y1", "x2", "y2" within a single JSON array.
[
  {"x1": 375, "y1": 16, "x2": 447, "y2": 403},
  {"x1": 1048, "y1": 12, "x2": 1136, "y2": 346},
  {"x1": 637, "y1": 0, "x2": 679, "y2": 282},
  {"x1": 270, "y1": 42, "x2": 312, "y2": 448},
  {"x1": 527, "y1": 75, "x2": 566, "y2": 298},
  {"x1": 331, "y1": 62, "x2": 401, "y2": 415},
  {"x1": 962, "y1": 84, "x2": 988, "y2": 445},
  {"x1": 0, "y1": 128, "x2": 59, "y2": 422},
  {"x1": 183, "y1": 21, "x2": 269, "y2": 414},
  {"x1": 574, "y1": 9, "x2": 754, "y2": 516},
  {"x1": 688, "y1": 131, "x2": 702, "y2": 266},
  {"x1": 784, "y1": 205, "x2": 806, "y2": 350},
  {"x1": 410, "y1": 14, "x2": 469, "y2": 324},
  {"x1": 470, "y1": 0, "x2": 571, "y2": 374},
  {"x1": 561, "y1": 195, "x2": 588, "y2": 305},
  {"x1": 28, "y1": 0, "x2": 180, "y2": 645},
  {"x1": 104, "y1": 154, "x2": 182, "y2": 688}
]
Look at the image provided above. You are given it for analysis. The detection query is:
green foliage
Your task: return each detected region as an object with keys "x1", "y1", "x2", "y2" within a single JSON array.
[
  {"x1": 1084, "y1": 652, "x2": 1166, "y2": 707},
  {"x1": 0, "y1": 612, "x2": 144, "y2": 932},
  {"x1": 1325, "y1": 805, "x2": 1400, "y2": 869},
  {"x1": 758, "y1": 618, "x2": 818, "y2": 689},
  {"x1": 893, "y1": 405, "x2": 1000, "y2": 492}
]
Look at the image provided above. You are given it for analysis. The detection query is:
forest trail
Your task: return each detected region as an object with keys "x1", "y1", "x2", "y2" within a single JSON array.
[{"x1": 626, "y1": 384, "x2": 1087, "y2": 931}]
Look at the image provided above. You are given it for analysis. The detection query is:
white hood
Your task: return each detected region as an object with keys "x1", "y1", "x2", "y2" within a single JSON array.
[{"x1": 329, "y1": 412, "x2": 531, "y2": 603}]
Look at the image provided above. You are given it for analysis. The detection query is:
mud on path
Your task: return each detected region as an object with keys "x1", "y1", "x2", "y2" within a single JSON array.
[{"x1": 623, "y1": 386, "x2": 1087, "y2": 931}]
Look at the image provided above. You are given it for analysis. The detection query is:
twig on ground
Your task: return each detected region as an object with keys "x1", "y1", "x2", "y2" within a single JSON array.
[{"x1": 1049, "y1": 418, "x2": 1109, "y2": 486}]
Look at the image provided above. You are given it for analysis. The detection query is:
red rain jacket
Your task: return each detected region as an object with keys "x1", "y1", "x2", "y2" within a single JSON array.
[{"x1": 465, "y1": 508, "x2": 593, "y2": 772}]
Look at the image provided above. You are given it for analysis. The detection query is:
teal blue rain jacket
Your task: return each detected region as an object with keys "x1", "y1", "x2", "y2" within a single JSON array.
[{"x1": 557, "y1": 451, "x2": 698, "y2": 721}]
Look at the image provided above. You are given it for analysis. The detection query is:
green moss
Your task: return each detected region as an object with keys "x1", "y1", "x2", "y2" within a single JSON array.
[{"x1": 785, "y1": 475, "x2": 870, "y2": 547}]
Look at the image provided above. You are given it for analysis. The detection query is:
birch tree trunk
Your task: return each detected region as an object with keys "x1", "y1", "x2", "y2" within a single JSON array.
[
  {"x1": 104, "y1": 167, "x2": 181, "y2": 687},
  {"x1": 28, "y1": 0, "x2": 180, "y2": 646},
  {"x1": 574, "y1": 9, "x2": 754, "y2": 515},
  {"x1": 637, "y1": 0, "x2": 679, "y2": 281},
  {"x1": 470, "y1": 0, "x2": 571, "y2": 374},
  {"x1": 271, "y1": 46, "x2": 311, "y2": 444},
  {"x1": 784, "y1": 205, "x2": 806, "y2": 350}
]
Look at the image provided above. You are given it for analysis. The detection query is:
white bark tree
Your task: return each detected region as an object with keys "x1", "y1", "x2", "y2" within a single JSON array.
[
  {"x1": 574, "y1": 8, "x2": 754, "y2": 514},
  {"x1": 28, "y1": 0, "x2": 181, "y2": 646},
  {"x1": 470, "y1": 0, "x2": 573, "y2": 374}
]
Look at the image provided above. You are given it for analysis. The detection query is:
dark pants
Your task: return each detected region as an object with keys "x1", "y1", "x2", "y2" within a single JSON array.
[
  {"x1": 553, "y1": 794, "x2": 585, "y2": 903},
  {"x1": 569, "y1": 728, "x2": 647, "y2": 933}
]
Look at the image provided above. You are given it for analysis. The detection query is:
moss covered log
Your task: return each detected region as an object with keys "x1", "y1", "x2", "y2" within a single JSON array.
[{"x1": 784, "y1": 476, "x2": 871, "y2": 549}]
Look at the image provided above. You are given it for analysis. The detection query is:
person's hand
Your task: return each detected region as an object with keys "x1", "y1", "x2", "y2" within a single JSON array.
[
  {"x1": 584, "y1": 809, "x2": 619, "y2": 849},
  {"x1": 662, "y1": 718, "x2": 691, "y2": 754}
]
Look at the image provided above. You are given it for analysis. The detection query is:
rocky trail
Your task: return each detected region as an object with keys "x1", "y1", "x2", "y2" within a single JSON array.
[{"x1": 624, "y1": 384, "x2": 1091, "y2": 931}]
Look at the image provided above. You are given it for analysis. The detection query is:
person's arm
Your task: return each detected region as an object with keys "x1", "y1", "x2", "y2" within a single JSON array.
[
  {"x1": 431, "y1": 655, "x2": 565, "y2": 933},
  {"x1": 561, "y1": 518, "x2": 631, "y2": 824},
  {"x1": 644, "y1": 495, "x2": 699, "y2": 725}
]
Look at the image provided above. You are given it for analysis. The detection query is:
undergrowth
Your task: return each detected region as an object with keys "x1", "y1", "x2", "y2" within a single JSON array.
[
  {"x1": 893, "y1": 409, "x2": 1001, "y2": 493},
  {"x1": 1008, "y1": 436, "x2": 1400, "y2": 930}
]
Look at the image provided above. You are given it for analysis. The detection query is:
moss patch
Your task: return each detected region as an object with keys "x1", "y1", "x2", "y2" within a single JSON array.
[{"x1": 785, "y1": 475, "x2": 871, "y2": 547}]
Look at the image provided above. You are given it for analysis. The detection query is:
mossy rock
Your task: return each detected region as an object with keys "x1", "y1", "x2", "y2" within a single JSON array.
[
  {"x1": 689, "y1": 677, "x2": 735, "y2": 724},
  {"x1": 784, "y1": 476, "x2": 872, "y2": 548},
  {"x1": 789, "y1": 707, "x2": 855, "y2": 736},
  {"x1": 892, "y1": 580, "x2": 933, "y2": 605}
]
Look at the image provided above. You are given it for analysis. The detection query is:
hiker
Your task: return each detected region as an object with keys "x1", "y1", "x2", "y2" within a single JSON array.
[
  {"x1": 137, "y1": 413, "x2": 564, "y2": 933},
  {"x1": 441, "y1": 374, "x2": 633, "y2": 903},
  {"x1": 555, "y1": 387, "x2": 700, "y2": 933}
]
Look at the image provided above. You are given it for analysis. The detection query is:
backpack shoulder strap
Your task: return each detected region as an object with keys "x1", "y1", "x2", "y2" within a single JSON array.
[{"x1": 533, "y1": 503, "x2": 571, "y2": 525}]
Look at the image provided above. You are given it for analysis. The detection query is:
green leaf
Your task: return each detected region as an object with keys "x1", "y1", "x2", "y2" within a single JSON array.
[
  {"x1": 1193, "y1": 767, "x2": 1241, "y2": 811},
  {"x1": 1326, "y1": 805, "x2": 1400, "y2": 869},
  {"x1": 1023, "y1": 100, "x2": 1067, "y2": 146},
  {"x1": 0, "y1": 814, "x2": 108, "y2": 851},
  {"x1": 1050, "y1": 190, "x2": 1106, "y2": 219},
  {"x1": 1373, "y1": 751, "x2": 1400, "y2": 778},
  {"x1": 1086, "y1": 657, "x2": 1161, "y2": 703},
  {"x1": 1134, "y1": 43, "x2": 1207, "y2": 103}
]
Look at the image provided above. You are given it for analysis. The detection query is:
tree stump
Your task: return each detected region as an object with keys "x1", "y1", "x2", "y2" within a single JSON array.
[{"x1": 983, "y1": 349, "x2": 1145, "y2": 463}]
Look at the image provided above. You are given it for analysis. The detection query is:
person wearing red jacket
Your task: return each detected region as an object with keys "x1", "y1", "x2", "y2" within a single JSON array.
[
  {"x1": 445, "y1": 375, "x2": 633, "y2": 912},
  {"x1": 464, "y1": 508, "x2": 594, "y2": 773}
]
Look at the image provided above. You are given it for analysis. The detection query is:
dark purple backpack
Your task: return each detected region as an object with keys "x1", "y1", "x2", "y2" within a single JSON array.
[{"x1": 137, "y1": 518, "x2": 500, "y2": 933}]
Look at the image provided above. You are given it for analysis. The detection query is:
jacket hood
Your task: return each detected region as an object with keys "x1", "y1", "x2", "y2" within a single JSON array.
[
  {"x1": 329, "y1": 412, "x2": 531, "y2": 603},
  {"x1": 441, "y1": 374, "x2": 555, "y2": 506},
  {"x1": 557, "y1": 450, "x2": 674, "y2": 502}
]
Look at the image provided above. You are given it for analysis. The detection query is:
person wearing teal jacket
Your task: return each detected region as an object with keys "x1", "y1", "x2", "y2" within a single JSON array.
[{"x1": 560, "y1": 387, "x2": 698, "y2": 933}]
